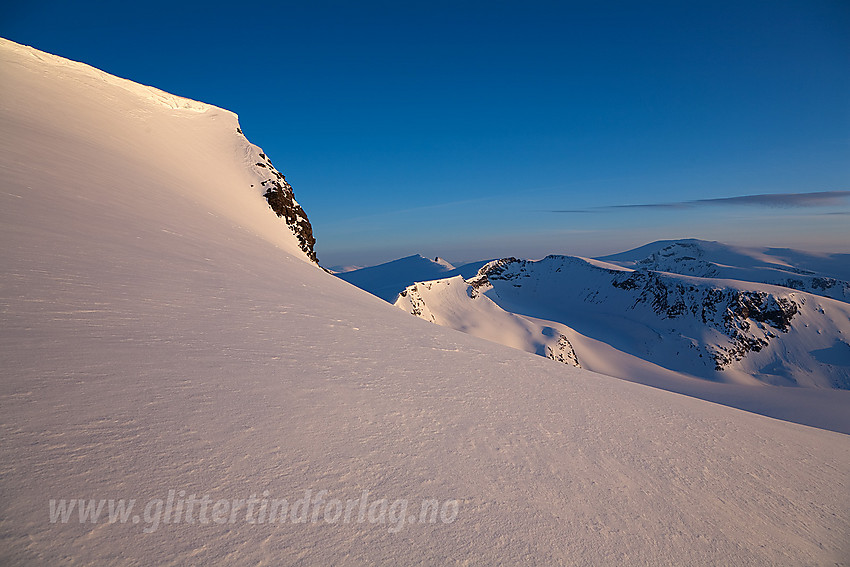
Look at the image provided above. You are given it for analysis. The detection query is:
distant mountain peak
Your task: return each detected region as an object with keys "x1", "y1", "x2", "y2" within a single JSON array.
[{"x1": 600, "y1": 239, "x2": 850, "y2": 303}]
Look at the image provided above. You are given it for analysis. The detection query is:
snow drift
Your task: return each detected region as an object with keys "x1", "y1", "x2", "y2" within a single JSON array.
[{"x1": 1, "y1": 38, "x2": 849, "y2": 566}]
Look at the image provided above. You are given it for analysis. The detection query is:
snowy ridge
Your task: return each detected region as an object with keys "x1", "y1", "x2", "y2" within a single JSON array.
[
  {"x1": 0, "y1": 37, "x2": 212, "y2": 113},
  {"x1": 337, "y1": 254, "x2": 488, "y2": 302},
  {"x1": 0, "y1": 37, "x2": 318, "y2": 265},
  {"x1": 601, "y1": 239, "x2": 850, "y2": 302},
  {"x1": 1, "y1": 39, "x2": 849, "y2": 565},
  {"x1": 395, "y1": 276, "x2": 580, "y2": 367},
  {"x1": 394, "y1": 253, "x2": 850, "y2": 431},
  {"x1": 462, "y1": 255, "x2": 850, "y2": 388}
]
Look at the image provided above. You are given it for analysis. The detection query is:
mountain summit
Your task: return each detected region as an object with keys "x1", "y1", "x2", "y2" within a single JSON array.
[
  {"x1": 0, "y1": 37, "x2": 318, "y2": 265},
  {"x1": 600, "y1": 239, "x2": 850, "y2": 302}
]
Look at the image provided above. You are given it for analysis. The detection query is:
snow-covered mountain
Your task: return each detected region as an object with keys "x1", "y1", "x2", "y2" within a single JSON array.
[
  {"x1": 2, "y1": 39, "x2": 849, "y2": 565},
  {"x1": 397, "y1": 254, "x2": 850, "y2": 389},
  {"x1": 337, "y1": 254, "x2": 488, "y2": 302},
  {"x1": 0, "y1": 38, "x2": 318, "y2": 267},
  {"x1": 600, "y1": 239, "x2": 850, "y2": 303},
  {"x1": 396, "y1": 276, "x2": 581, "y2": 367}
]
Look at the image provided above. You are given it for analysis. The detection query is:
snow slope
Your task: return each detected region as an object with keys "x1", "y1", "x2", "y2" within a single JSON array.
[
  {"x1": 0, "y1": 37, "x2": 317, "y2": 266},
  {"x1": 2, "y1": 39, "x2": 849, "y2": 566},
  {"x1": 468, "y1": 256, "x2": 850, "y2": 388},
  {"x1": 601, "y1": 238, "x2": 850, "y2": 280},
  {"x1": 396, "y1": 253, "x2": 850, "y2": 388},
  {"x1": 395, "y1": 266, "x2": 850, "y2": 434},
  {"x1": 600, "y1": 239, "x2": 850, "y2": 302},
  {"x1": 395, "y1": 276, "x2": 581, "y2": 367},
  {"x1": 336, "y1": 254, "x2": 488, "y2": 302}
]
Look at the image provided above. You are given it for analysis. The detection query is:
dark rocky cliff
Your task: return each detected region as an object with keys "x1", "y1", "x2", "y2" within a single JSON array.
[{"x1": 242, "y1": 136, "x2": 317, "y2": 263}]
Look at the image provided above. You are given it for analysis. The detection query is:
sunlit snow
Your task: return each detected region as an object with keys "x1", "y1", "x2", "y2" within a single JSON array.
[{"x1": 1, "y1": 38, "x2": 848, "y2": 566}]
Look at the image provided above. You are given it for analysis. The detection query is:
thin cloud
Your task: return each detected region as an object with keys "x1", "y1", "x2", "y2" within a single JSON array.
[{"x1": 552, "y1": 190, "x2": 850, "y2": 213}]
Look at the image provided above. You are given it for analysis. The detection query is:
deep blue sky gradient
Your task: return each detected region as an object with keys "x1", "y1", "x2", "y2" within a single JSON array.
[{"x1": 3, "y1": 0, "x2": 848, "y2": 265}]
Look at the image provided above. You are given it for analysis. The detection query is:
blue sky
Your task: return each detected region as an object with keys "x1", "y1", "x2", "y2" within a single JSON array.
[{"x1": 3, "y1": 0, "x2": 848, "y2": 266}]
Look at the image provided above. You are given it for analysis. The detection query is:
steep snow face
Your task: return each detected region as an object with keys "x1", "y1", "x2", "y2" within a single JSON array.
[
  {"x1": 0, "y1": 37, "x2": 317, "y2": 265},
  {"x1": 466, "y1": 255, "x2": 850, "y2": 388},
  {"x1": 336, "y1": 254, "x2": 488, "y2": 302},
  {"x1": 2, "y1": 40, "x2": 850, "y2": 566},
  {"x1": 601, "y1": 239, "x2": 850, "y2": 302}
]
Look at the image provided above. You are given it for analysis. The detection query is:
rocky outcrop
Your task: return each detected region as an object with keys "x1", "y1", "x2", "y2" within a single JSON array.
[
  {"x1": 397, "y1": 284, "x2": 434, "y2": 322},
  {"x1": 245, "y1": 141, "x2": 318, "y2": 263},
  {"x1": 545, "y1": 332, "x2": 581, "y2": 367}
]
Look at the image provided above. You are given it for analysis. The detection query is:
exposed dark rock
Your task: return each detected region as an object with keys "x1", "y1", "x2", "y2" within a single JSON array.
[
  {"x1": 474, "y1": 256, "x2": 806, "y2": 373},
  {"x1": 629, "y1": 242, "x2": 849, "y2": 303},
  {"x1": 247, "y1": 147, "x2": 318, "y2": 263},
  {"x1": 546, "y1": 333, "x2": 581, "y2": 368}
]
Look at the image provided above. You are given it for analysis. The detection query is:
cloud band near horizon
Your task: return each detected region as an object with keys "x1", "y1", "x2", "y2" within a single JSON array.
[{"x1": 552, "y1": 190, "x2": 850, "y2": 213}]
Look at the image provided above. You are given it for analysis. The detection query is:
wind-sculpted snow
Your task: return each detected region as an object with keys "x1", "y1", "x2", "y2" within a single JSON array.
[
  {"x1": 2, "y1": 37, "x2": 213, "y2": 114},
  {"x1": 0, "y1": 37, "x2": 318, "y2": 266},
  {"x1": 2, "y1": 39, "x2": 850, "y2": 566}
]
